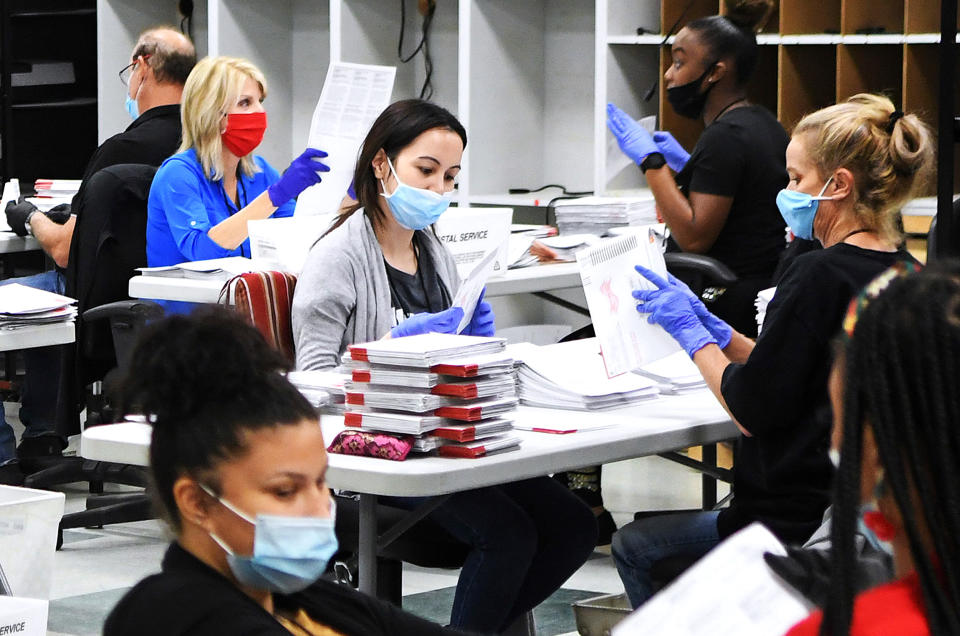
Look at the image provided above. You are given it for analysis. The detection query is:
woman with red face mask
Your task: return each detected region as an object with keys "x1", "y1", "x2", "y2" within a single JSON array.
[{"x1": 146, "y1": 56, "x2": 328, "y2": 290}]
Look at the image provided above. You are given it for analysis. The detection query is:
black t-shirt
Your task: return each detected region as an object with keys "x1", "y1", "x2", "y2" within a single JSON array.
[
  {"x1": 385, "y1": 233, "x2": 451, "y2": 323},
  {"x1": 673, "y1": 105, "x2": 789, "y2": 280},
  {"x1": 717, "y1": 243, "x2": 917, "y2": 544}
]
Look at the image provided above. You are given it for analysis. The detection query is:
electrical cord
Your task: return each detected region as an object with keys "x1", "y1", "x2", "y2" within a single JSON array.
[
  {"x1": 398, "y1": 0, "x2": 436, "y2": 100},
  {"x1": 178, "y1": 0, "x2": 194, "y2": 39},
  {"x1": 508, "y1": 184, "x2": 593, "y2": 196}
]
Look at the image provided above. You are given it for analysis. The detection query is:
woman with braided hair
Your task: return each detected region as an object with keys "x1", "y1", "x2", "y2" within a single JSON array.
[
  {"x1": 787, "y1": 260, "x2": 960, "y2": 635},
  {"x1": 615, "y1": 93, "x2": 933, "y2": 607}
]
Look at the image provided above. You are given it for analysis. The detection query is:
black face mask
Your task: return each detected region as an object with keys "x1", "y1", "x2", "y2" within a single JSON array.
[{"x1": 666, "y1": 62, "x2": 717, "y2": 120}]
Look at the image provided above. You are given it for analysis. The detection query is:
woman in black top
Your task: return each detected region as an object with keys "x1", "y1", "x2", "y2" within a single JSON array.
[
  {"x1": 613, "y1": 93, "x2": 933, "y2": 607},
  {"x1": 607, "y1": 0, "x2": 786, "y2": 336},
  {"x1": 103, "y1": 311, "x2": 468, "y2": 635}
]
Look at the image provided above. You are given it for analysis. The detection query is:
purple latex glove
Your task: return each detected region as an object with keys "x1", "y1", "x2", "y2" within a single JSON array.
[
  {"x1": 267, "y1": 148, "x2": 330, "y2": 206},
  {"x1": 606, "y1": 103, "x2": 658, "y2": 166},
  {"x1": 462, "y1": 288, "x2": 495, "y2": 337},
  {"x1": 635, "y1": 266, "x2": 732, "y2": 348},
  {"x1": 391, "y1": 307, "x2": 464, "y2": 339},
  {"x1": 653, "y1": 131, "x2": 690, "y2": 173},
  {"x1": 633, "y1": 264, "x2": 717, "y2": 358}
]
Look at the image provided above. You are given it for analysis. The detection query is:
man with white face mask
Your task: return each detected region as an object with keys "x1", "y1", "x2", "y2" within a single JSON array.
[{"x1": 0, "y1": 27, "x2": 195, "y2": 485}]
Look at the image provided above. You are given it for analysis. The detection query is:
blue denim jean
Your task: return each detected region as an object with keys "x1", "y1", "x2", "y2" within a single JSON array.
[
  {"x1": 0, "y1": 270, "x2": 65, "y2": 464},
  {"x1": 612, "y1": 510, "x2": 721, "y2": 607},
  {"x1": 383, "y1": 476, "x2": 598, "y2": 632}
]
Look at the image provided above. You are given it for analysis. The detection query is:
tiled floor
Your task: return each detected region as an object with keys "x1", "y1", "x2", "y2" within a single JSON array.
[{"x1": 5, "y1": 407, "x2": 727, "y2": 635}]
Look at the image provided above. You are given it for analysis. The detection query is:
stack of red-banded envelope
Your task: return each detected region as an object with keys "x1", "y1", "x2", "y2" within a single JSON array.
[{"x1": 343, "y1": 334, "x2": 521, "y2": 457}]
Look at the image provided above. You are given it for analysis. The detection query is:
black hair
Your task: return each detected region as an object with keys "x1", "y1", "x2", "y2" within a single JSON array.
[
  {"x1": 824, "y1": 260, "x2": 960, "y2": 635},
  {"x1": 133, "y1": 26, "x2": 197, "y2": 86},
  {"x1": 685, "y1": 0, "x2": 772, "y2": 86},
  {"x1": 118, "y1": 308, "x2": 317, "y2": 532},
  {"x1": 326, "y1": 98, "x2": 467, "y2": 236}
]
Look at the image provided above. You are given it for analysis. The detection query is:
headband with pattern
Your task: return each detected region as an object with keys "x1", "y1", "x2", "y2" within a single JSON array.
[{"x1": 842, "y1": 260, "x2": 923, "y2": 339}]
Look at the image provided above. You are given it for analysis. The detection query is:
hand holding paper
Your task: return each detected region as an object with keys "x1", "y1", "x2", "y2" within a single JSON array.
[
  {"x1": 462, "y1": 288, "x2": 495, "y2": 337},
  {"x1": 633, "y1": 264, "x2": 716, "y2": 358},
  {"x1": 452, "y1": 247, "x2": 499, "y2": 333},
  {"x1": 390, "y1": 307, "x2": 463, "y2": 339}
]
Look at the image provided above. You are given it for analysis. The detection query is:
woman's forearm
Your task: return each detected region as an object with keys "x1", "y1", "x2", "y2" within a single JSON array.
[
  {"x1": 692, "y1": 344, "x2": 752, "y2": 437},
  {"x1": 207, "y1": 191, "x2": 277, "y2": 250}
]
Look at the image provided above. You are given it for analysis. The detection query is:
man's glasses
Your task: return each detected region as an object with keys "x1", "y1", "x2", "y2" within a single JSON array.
[{"x1": 118, "y1": 54, "x2": 151, "y2": 86}]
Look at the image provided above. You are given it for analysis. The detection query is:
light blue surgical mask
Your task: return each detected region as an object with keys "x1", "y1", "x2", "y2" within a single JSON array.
[
  {"x1": 775, "y1": 176, "x2": 835, "y2": 241},
  {"x1": 201, "y1": 484, "x2": 338, "y2": 594},
  {"x1": 380, "y1": 156, "x2": 454, "y2": 230},
  {"x1": 125, "y1": 93, "x2": 139, "y2": 120}
]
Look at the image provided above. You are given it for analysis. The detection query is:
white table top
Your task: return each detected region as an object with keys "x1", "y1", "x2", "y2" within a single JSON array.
[
  {"x1": 128, "y1": 262, "x2": 582, "y2": 304},
  {"x1": 82, "y1": 391, "x2": 734, "y2": 497},
  {"x1": 0, "y1": 321, "x2": 74, "y2": 352},
  {"x1": 0, "y1": 232, "x2": 40, "y2": 254}
]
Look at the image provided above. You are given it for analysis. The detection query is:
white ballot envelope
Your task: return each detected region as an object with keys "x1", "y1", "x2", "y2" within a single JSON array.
[
  {"x1": 295, "y1": 62, "x2": 396, "y2": 217},
  {"x1": 606, "y1": 115, "x2": 656, "y2": 184},
  {"x1": 613, "y1": 524, "x2": 814, "y2": 636},
  {"x1": 577, "y1": 228, "x2": 681, "y2": 377},
  {"x1": 435, "y1": 207, "x2": 512, "y2": 280},
  {"x1": 452, "y1": 246, "x2": 500, "y2": 333}
]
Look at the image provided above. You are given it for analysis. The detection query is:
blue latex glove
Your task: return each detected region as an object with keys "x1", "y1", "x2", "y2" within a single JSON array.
[
  {"x1": 462, "y1": 288, "x2": 495, "y2": 337},
  {"x1": 653, "y1": 131, "x2": 691, "y2": 173},
  {"x1": 632, "y1": 265, "x2": 717, "y2": 358},
  {"x1": 391, "y1": 306, "x2": 464, "y2": 339},
  {"x1": 606, "y1": 103, "x2": 659, "y2": 166},
  {"x1": 635, "y1": 266, "x2": 733, "y2": 348},
  {"x1": 267, "y1": 148, "x2": 331, "y2": 206}
]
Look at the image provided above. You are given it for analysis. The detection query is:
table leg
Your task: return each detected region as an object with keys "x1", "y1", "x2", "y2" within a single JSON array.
[
  {"x1": 701, "y1": 443, "x2": 717, "y2": 510},
  {"x1": 358, "y1": 493, "x2": 378, "y2": 596}
]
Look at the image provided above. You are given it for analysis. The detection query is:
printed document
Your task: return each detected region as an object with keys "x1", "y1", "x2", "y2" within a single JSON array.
[
  {"x1": 435, "y1": 207, "x2": 512, "y2": 279},
  {"x1": 294, "y1": 62, "x2": 396, "y2": 217},
  {"x1": 453, "y1": 246, "x2": 500, "y2": 333},
  {"x1": 613, "y1": 523, "x2": 814, "y2": 636},
  {"x1": 577, "y1": 228, "x2": 681, "y2": 377}
]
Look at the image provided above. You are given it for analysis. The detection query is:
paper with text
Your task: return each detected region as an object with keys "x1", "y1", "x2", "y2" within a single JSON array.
[
  {"x1": 435, "y1": 207, "x2": 512, "y2": 279},
  {"x1": 452, "y1": 247, "x2": 500, "y2": 333},
  {"x1": 294, "y1": 62, "x2": 396, "y2": 217},
  {"x1": 577, "y1": 229, "x2": 680, "y2": 377},
  {"x1": 613, "y1": 523, "x2": 814, "y2": 636}
]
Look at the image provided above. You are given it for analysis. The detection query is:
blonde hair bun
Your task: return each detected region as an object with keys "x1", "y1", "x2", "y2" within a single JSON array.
[{"x1": 723, "y1": 0, "x2": 775, "y2": 32}]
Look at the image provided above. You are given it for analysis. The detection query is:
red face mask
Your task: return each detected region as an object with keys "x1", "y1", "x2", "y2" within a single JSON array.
[{"x1": 221, "y1": 111, "x2": 267, "y2": 157}]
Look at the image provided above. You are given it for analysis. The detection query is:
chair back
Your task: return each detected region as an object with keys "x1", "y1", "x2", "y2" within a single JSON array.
[
  {"x1": 66, "y1": 163, "x2": 157, "y2": 386},
  {"x1": 222, "y1": 271, "x2": 298, "y2": 364}
]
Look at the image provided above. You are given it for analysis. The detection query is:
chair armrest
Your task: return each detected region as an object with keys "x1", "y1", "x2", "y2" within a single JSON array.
[
  {"x1": 83, "y1": 300, "x2": 164, "y2": 324},
  {"x1": 664, "y1": 253, "x2": 738, "y2": 288}
]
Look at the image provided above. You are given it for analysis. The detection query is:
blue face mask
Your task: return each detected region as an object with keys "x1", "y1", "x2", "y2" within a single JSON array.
[
  {"x1": 380, "y1": 157, "x2": 454, "y2": 230},
  {"x1": 125, "y1": 93, "x2": 139, "y2": 120},
  {"x1": 775, "y1": 176, "x2": 835, "y2": 241},
  {"x1": 202, "y1": 485, "x2": 338, "y2": 594}
]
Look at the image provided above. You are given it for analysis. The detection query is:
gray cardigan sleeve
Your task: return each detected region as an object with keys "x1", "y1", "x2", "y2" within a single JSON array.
[{"x1": 291, "y1": 239, "x2": 358, "y2": 371}]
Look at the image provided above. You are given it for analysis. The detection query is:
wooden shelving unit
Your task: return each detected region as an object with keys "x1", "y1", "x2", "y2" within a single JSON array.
[{"x1": 600, "y1": 0, "x2": 958, "y2": 195}]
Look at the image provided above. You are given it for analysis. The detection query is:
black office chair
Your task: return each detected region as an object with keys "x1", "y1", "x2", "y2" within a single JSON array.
[{"x1": 26, "y1": 164, "x2": 162, "y2": 539}]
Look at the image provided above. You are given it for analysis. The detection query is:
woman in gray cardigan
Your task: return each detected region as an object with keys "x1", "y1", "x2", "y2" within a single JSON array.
[{"x1": 292, "y1": 99, "x2": 597, "y2": 633}]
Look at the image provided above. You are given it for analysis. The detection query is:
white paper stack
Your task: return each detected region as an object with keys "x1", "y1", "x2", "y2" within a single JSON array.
[
  {"x1": 553, "y1": 196, "x2": 657, "y2": 236},
  {"x1": 0, "y1": 284, "x2": 76, "y2": 330},
  {"x1": 286, "y1": 370, "x2": 349, "y2": 410},
  {"x1": 343, "y1": 334, "x2": 521, "y2": 457},
  {"x1": 533, "y1": 234, "x2": 601, "y2": 262},
  {"x1": 633, "y1": 351, "x2": 706, "y2": 394},
  {"x1": 509, "y1": 339, "x2": 659, "y2": 410},
  {"x1": 136, "y1": 256, "x2": 271, "y2": 281},
  {"x1": 755, "y1": 287, "x2": 776, "y2": 335}
]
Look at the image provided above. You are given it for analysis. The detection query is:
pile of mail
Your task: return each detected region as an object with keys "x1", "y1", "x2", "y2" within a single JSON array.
[
  {"x1": 553, "y1": 196, "x2": 657, "y2": 236},
  {"x1": 341, "y1": 334, "x2": 521, "y2": 457},
  {"x1": 754, "y1": 287, "x2": 776, "y2": 335},
  {"x1": 510, "y1": 339, "x2": 659, "y2": 410},
  {"x1": 633, "y1": 351, "x2": 706, "y2": 394},
  {"x1": 0, "y1": 284, "x2": 76, "y2": 330}
]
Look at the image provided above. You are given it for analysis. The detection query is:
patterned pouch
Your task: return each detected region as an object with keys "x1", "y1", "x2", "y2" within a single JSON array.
[{"x1": 327, "y1": 430, "x2": 415, "y2": 461}]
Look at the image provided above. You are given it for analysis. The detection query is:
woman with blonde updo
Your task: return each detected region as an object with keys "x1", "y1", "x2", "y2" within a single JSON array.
[
  {"x1": 614, "y1": 93, "x2": 933, "y2": 607},
  {"x1": 146, "y1": 57, "x2": 329, "y2": 293}
]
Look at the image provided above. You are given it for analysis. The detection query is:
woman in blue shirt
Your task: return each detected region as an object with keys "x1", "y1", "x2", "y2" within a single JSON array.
[{"x1": 147, "y1": 56, "x2": 328, "y2": 266}]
